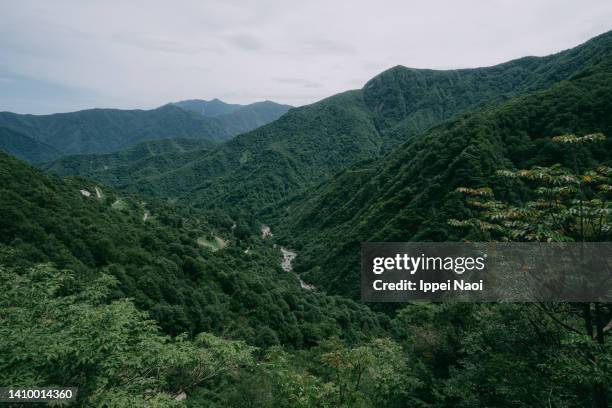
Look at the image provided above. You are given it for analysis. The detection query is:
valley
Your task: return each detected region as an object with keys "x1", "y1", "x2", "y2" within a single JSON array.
[
  {"x1": 0, "y1": 27, "x2": 611, "y2": 408},
  {"x1": 281, "y1": 242, "x2": 314, "y2": 290}
]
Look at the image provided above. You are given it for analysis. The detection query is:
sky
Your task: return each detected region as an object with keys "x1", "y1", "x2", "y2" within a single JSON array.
[{"x1": 1, "y1": 0, "x2": 611, "y2": 114}]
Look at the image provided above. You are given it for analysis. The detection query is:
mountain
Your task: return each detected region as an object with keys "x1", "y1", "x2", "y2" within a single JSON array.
[
  {"x1": 41, "y1": 138, "x2": 214, "y2": 187},
  {"x1": 173, "y1": 98, "x2": 292, "y2": 135},
  {"x1": 214, "y1": 100, "x2": 294, "y2": 135},
  {"x1": 0, "y1": 104, "x2": 229, "y2": 162},
  {"x1": 173, "y1": 98, "x2": 244, "y2": 116},
  {"x1": 130, "y1": 90, "x2": 381, "y2": 209},
  {"x1": 271, "y1": 54, "x2": 612, "y2": 298},
  {"x1": 0, "y1": 125, "x2": 59, "y2": 163},
  {"x1": 84, "y1": 30, "x2": 612, "y2": 213},
  {"x1": 0, "y1": 100, "x2": 290, "y2": 163}
]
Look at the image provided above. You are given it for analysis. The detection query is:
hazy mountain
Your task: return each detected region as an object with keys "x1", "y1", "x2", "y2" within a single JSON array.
[
  {"x1": 214, "y1": 100, "x2": 294, "y2": 135},
  {"x1": 0, "y1": 99, "x2": 291, "y2": 163},
  {"x1": 173, "y1": 98, "x2": 292, "y2": 135},
  {"x1": 0, "y1": 125, "x2": 59, "y2": 163},
  {"x1": 0, "y1": 104, "x2": 229, "y2": 162}
]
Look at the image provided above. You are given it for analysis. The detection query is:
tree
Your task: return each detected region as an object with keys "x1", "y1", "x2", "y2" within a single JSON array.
[
  {"x1": 317, "y1": 337, "x2": 420, "y2": 407},
  {"x1": 450, "y1": 133, "x2": 611, "y2": 407},
  {"x1": 0, "y1": 262, "x2": 255, "y2": 406}
]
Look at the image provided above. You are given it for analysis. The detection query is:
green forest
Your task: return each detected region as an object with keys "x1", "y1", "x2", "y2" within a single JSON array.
[
  {"x1": 0, "y1": 100, "x2": 290, "y2": 163},
  {"x1": 0, "y1": 27, "x2": 611, "y2": 408}
]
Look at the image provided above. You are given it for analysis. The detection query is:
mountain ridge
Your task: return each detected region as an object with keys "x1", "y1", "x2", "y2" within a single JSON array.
[
  {"x1": 0, "y1": 99, "x2": 291, "y2": 163},
  {"x1": 69, "y1": 29, "x2": 612, "y2": 214}
]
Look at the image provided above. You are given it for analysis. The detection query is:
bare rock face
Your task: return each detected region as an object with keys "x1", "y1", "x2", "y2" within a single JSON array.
[
  {"x1": 280, "y1": 247, "x2": 315, "y2": 290},
  {"x1": 261, "y1": 224, "x2": 273, "y2": 239},
  {"x1": 280, "y1": 247, "x2": 296, "y2": 272},
  {"x1": 175, "y1": 391, "x2": 187, "y2": 401}
]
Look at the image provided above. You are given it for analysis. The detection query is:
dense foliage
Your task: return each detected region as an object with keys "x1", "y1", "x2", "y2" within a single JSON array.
[
  {"x1": 274, "y1": 55, "x2": 612, "y2": 298},
  {"x1": 41, "y1": 138, "x2": 214, "y2": 186},
  {"x1": 448, "y1": 134, "x2": 611, "y2": 407},
  {"x1": 0, "y1": 125, "x2": 59, "y2": 163},
  {"x1": 0, "y1": 152, "x2": 385, "y2": 347},
  {"x1": 0, "y1": 262, "x2": 255, "y2": 407},
  {"x1": 1, "y1": 153, "x2": 419, "y2": 407}
]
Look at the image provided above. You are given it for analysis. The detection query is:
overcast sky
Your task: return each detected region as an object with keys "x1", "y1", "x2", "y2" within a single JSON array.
[{"x1": 1, "y1": 0, "x2": 611, "y2": 114}]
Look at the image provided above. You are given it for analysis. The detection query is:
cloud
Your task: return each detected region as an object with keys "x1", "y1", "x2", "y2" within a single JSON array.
[
  {"x1": 0, "y1": 67, "x2": 101, "y2": 114},
  {"x1": 111, "y1": 32, "x2": 221, "y2": 55},
  {"x1": 223, "y1": 33, "x2": 264, "y2": 51},
  {"x1": 273, "y1": 77, "x2": 323, "y2": 88},
  {"x1": 1, "y1": 0, "x2": 611, "y2": 113},
  {"x1": 299, "y1": 38, "x2": 356, "y2": 55}
]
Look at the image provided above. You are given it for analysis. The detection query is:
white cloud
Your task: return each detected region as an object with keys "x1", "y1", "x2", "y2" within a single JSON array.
[{"x1": 0, "y1": 0, "x2": 611, "y2": 113}]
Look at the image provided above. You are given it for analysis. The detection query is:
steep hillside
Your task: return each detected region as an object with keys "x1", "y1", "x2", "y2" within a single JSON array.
[
  {"x1": 0, "y1": 152, "x2": 385, "y2": 345},
  {"x1": 102, "y1": 30, "x2": 612, "y2": 213},
  {"x1": 41, "y1": 138, "x2": 213, "y2": 187},
  {"x1": 0, "y1": 125, "x2": 59, "y2": 163},
  {"x1": 366, "y1": 29, "x2": 612, "y2": 145},
  {"x1": 272, "y1": 56, "x2": 612, "y2": 298},
  {"x1": 135, "y1": 90, "x2": 380, "y2": 209}
]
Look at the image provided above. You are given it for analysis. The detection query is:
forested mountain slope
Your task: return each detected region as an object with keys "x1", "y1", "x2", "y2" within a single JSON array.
[
  {"x1": 0, "y1": 100, "x2": 290, "y2": 163},
  {"x1": 95, "y1": 30, "x2": 612, "y2": 213},
  {"x1": 134, "y1": 90, "x2": 380, "y2": 210},
  {"x1": 366, "y1": 29, "x2": 612, "y2": 145},
  {"x1": 0, "y1": 125, "x2": 59, "y2": 163},
  {"x1": 173, "y1": 98, "x2": 292, "y2": 135},
  {"x1": 0, "y1": 152, "x2": 385, "y2": 346},
  {"x1": 272, "y1": 56, "x2": 612, "y2": 298},
  {"x1": 41, "y1": 138, "x2": 214, "y2": 187},
  {"x1": 0, "y1": 104, "x2": 229, "y2": 162},
  {"x1": 214, "y1": 100, "x2": 293, "y2": 135}
]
